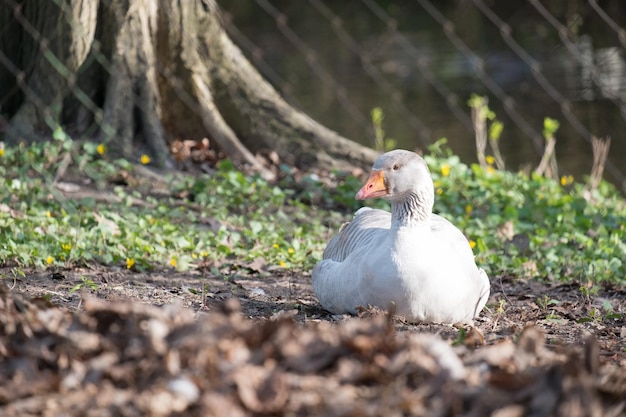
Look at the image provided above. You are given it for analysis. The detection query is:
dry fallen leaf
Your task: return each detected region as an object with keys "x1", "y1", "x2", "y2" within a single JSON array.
[
  {"x1": 234, "y1": 365, "x2": 289, "y2": 413},
  {"x1": 1, "y1": 284, "x2": 624, "y2": 416}
]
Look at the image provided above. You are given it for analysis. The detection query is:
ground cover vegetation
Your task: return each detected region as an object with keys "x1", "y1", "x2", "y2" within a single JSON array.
[{"x1": 0, "y1": 127, "x2": 624, "y2": 285}]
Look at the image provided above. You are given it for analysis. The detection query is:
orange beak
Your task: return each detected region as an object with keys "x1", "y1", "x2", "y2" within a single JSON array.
[{"x1": 355, "y1": 170, "x2": 387, "y2": 200}]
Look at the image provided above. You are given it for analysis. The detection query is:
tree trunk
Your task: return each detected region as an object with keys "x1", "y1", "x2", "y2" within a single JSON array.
[
  {"x1": 0, "y1": 0, "x2": 377, "y2": 176},
  {"x1": 1, "y1": 0, "x2": 98, "y2": 142}
]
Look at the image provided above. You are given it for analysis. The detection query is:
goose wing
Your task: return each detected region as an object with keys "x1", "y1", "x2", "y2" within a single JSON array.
[
  {"x1": 431, "y1": 213, "x2": 490, "y2": 317},
  {"x1": 322, "y1": 207, "x2": 391, "y2": 262}
]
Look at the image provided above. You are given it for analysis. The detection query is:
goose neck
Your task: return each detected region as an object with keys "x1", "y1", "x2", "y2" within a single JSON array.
[{"x1": 391, "y1": 190, "x2": 433, "y2": 227}]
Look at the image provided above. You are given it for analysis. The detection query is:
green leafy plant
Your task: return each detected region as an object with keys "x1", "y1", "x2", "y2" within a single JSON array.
[
  {"x1": 69, "y1": 276, "x2": 99, "y2": 294},
  {"x1": 452, "y1": 327, "x2": 467, "y2": 346},
  {"x1": 0, "y1": 267, "x2": 26, "y2": 287},
  {"x1": 578, "y1": 300, "x2": 624, "y2": 323},
  {"x1": 0, "y1": 134, "x2": 624, "y2": 286},
  {"x1": 536, "y1": 294, "x2": 560, "y2": 311},
  {"x1": 579, "y1": 284, "x2": 600, "y2": 300}
]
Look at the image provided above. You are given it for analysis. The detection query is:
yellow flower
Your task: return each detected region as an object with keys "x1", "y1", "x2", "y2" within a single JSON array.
[
  {"x1": 46, "y1": 256, "x2": 54, "y2": 264},
  {"x1": 436, "y1": 188, "x2": 443, "y2": 196},
  {"x1": 96, "y1": 144, "x2": 106, "y2": 155},
  {"x1": 200, "y1": 251, "x2": 209, "y2": 257},
  {"x1": 170, "y1": 258, "x2": 177, "y2": 268},
  {"x1": 560, "y1": 175, "x2": 574, "y2": 186},
  {"x1": 486, "y1": 166, "x2": 495, "y2": 174},
  {"x1": 46, "y1": 211, "x2": 52, "y2": 217},
  {"x1": 140, "y1": 154, "x2": 151, "y2": 165},
  {"x1": 62, "y1": 243, "x2": 71, "y2": 252},
  {"x1": 273, "y1": 243, "x2": 280, "y2": 249},
  {"x1": 485, "y1": 155, "x2": 495, "y2": 165},
  {"x1": 191, "y1": 253, "x2": 198, "y2": 259},
  {"x1": 469, "y1": 240, "x2": 477, "y2": 249},
  {"x1": 126, "y1": 258, "x2": 135, "y2": 269},
  {"x1": 0, "y1": 148, "x2": 4, "y2": 157},
  {"x1": 287, "y1": 248, "x2": 295, "y2": 254},
  {"x1": 465, "y1": 204, "x2": 473, "y2": 214},
  {"x1": 440, "y1": 164, "x2": 451, "y2": 177},
  {"x1": 279, "y1": 261, "x2": 286, "y2": 268}
]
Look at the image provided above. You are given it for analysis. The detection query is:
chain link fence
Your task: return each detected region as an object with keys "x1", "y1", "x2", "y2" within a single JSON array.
[{"x1": 220, "y1": 0, "x2": 626, "y2": 192}]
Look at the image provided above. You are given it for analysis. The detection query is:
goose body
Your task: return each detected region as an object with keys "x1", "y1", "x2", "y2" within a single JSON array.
[{"x1": 312, "y1": 150, "x2": 490, "y2": 324}]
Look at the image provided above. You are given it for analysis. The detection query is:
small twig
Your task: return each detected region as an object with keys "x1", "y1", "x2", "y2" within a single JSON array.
[
  {"x1": 547, "y1": 150, "x2": 559, "y2": 180},
  {"x1": 534, "y1": 136, "x2": 557, "y2": 178},
  {"x1": 202, "y1": 273, "x2": 208, "y2": 310},
  {"x1": 587, "y1": 136, "x2": 611, "y2": 194},
  {"x1": 489, "y1": 135, "x2": 506, "y2": 170},
  {"x1": 42, "y1": 289, "x2": 72, "y2": 301},
  {"x1": 470, "y1": 101, "x2": 488, "y2": 169}
]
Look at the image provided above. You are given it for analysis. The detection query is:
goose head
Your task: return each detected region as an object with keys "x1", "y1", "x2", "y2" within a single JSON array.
[{"x1": 355, "y1": 150, "x2": 434, "y2": 224}]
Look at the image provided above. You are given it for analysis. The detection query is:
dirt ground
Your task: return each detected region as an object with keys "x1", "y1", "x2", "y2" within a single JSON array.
[{"x1": 2, "y1": 266, "x2": 626, "y2": 416}]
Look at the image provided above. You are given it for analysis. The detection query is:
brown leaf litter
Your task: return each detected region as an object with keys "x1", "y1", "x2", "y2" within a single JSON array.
[{"x1": 1, "y1": 270, "x2": 625, "y2": 417}]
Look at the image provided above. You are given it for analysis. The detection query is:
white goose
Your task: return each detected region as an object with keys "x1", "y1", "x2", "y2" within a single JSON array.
[{"x1": 312, "y1": 150, "x2": 490, "y2": 324}]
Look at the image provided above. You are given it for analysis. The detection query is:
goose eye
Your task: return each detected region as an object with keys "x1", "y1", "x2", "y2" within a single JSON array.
[{"x1": 392, "y1": 164, "x2": 400, "y2": 171}]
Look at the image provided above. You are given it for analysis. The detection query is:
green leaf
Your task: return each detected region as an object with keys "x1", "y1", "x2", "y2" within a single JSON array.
[{"x1": 543, "y1": 117, "x2": 560, "y2": 139}]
